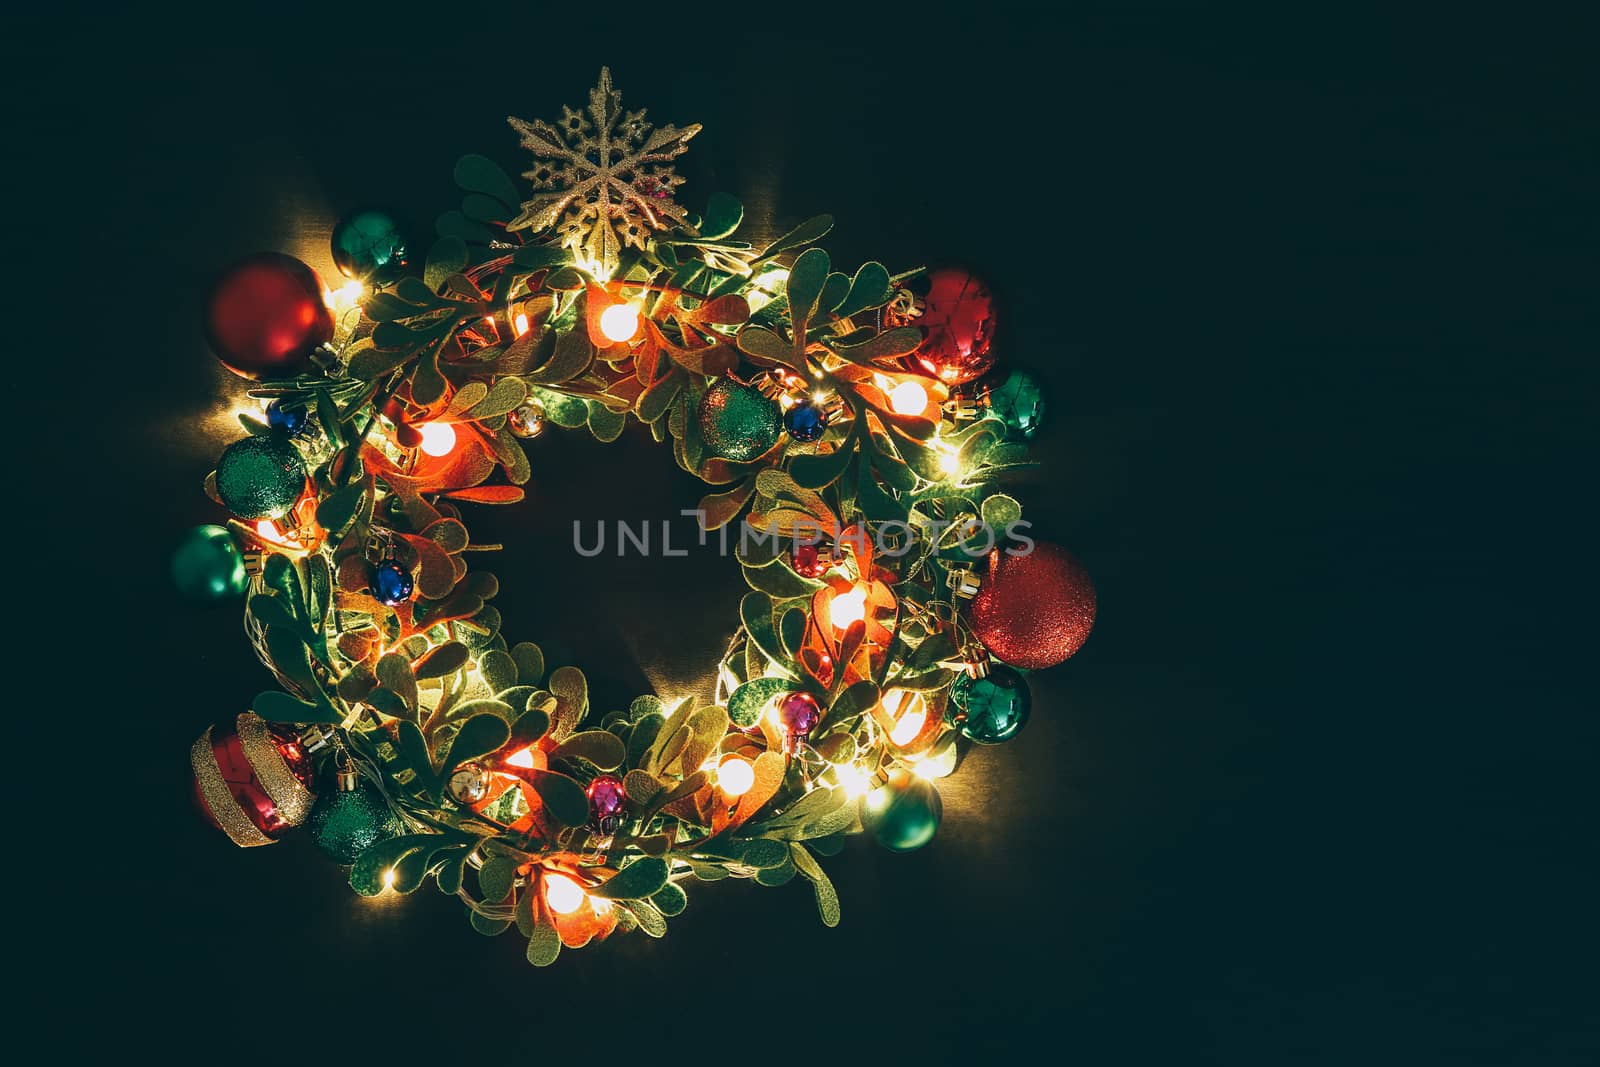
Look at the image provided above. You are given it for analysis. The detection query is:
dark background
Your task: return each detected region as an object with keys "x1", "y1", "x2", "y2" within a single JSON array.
[{"x1": 20, "y1": 4, "x2": 1597, "y2": 1061}]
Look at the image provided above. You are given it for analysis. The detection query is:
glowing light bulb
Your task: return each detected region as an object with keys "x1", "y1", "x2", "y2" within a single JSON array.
[
  {"x1": 913, "y1": 745, "x2": 957, "y2": 780},
  {"x1": 889, "y1": 709, "x2": 927, "y2": 746},
  {"x1": 543, "y1": 874, "x2": 585, "y2": 915},
  {"x1": 890, "y1": 380, "x2": 930, "y2": 417},
  {"x1": 936, "y1": 440, "x2": 962, "y2": 477},
  {"x1": 829, "y1": 586, "x2": 868, "y2": 630},
  {"x1": 382, "y1": 868, "x2": 397, "y2": 889},
  {"x1": 599, "y1": 302, "x2": 641, "y2": 343},
  {"x1": 503, "y1": 747, "x2": 536, "y2": 769},
  {"x1": 514, "y1": 312, "x2": 529, "y2": 337},
  {"x1": 833, "y1": 763, "x2": 871, "y2": 799},
  {"x1": 322, "y1": 280, "x2": 363, "y2": 312},
  {"x1": 716, "y1": 756, "x2": 755, "y2": 797},
  {"x1": 418, "y1": 422, "x2": 457, "y2": 457}
]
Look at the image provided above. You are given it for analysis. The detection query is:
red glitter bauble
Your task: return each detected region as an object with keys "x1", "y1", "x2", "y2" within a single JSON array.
[
  {"x1": 902, "y1": 268, "x2": 997, "y2": 386},
  {"x1": 970, "y1": 542, "x2": 1096, "y2": 670},
  {"x1": 191, "y1": 712, "x2": 317, "y2": 847},
  {"x1": 204, "y1": 252, "x2": 335, "y2": 380}
]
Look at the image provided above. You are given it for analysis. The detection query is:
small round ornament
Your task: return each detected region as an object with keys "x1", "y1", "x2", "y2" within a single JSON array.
[
  {"x1": 970, "y1": 543, "x2": 1096, "y2": 670},
  {"x1": 986, "y1": 369, "x2": 1043, "y2": 439},
  {"x1": 191, "y1": 712, "x2": 316, "y2": 847},
  {"x1": 782, "y1": 399, "x2": 828, "y2": 442},
  {"x1": 447, "y1": 761, "x2": 491, "y2": 804},
  {"x1": 790, "y1": 542, "x2": 829, "y2": 578},
  {"x1": 699, "y1": 378, "x2": 781, "y2": 461},
  {"x1": 170, "y1": 524, "x2": 247, "y2": 602},
  {"x1": 266, "y1": 399, "x2": 310, "y2": 437},
  {"x1": 331, "y1": 209, "x2": 408, "y2": 280},
  {"x1": 586, "y1": 775, "x2": 627, "y2": 833},
  {"x1": 860, "y1": 770, "x2": 942, "y2": 852},
  {"x1": 778, "y1": 691, "x2": 823, "y2": 752},
  {"x1": 948, "y1": 664, "x2": 1032, "y2": 744},
  {"x1": 215, "y1": 434, "x2": 308, "y2": 520},
  {"x1": 507, "y1": 397, "x2": 546, "y2": 438},
  {"x1": 308, "y1": 777, "x2": 404, "y2": 864},
  {"x1": 204, "y1": 252, "x2": 335, "y2": 381},
  {"x1": 371, "y1": 559, "x2": 414, "y2": 606},
  {"x1": 902, "y1": 268, "x2": 997, "y2": 386}
]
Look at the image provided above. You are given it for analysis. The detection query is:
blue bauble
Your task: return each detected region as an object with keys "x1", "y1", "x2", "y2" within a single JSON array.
[
  {"x1": 372, "y1": 560, "x2": 414, "y2": 606},
  {"x1": 783, "y1": 399, "x2": 828, "y2": 442},
  {"x1": 266, "y1": 399, "x2": 309, "y2": 437}
]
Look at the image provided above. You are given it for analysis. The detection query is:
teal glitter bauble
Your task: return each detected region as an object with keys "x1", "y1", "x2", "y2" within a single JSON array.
[
  {"x1": 699, "y1": 378, "x2": 782, "y2": 461},
  {"x1": 170, "y1": 524, "x2": 247, "y2": 602},
  {"x1": 331, "y1": 210, "x2": 408, "y2": 280},
  {"x1": 948, "y1": 665, "x2": 1032, "y2": 744},
  {"x1": 215, "y1": 435, "x2": 307, "y2": 520},
  {"x1": 987, "y1": 369, "x2": 1044, "y2": 439},
  {"x1": 308, "y1": 781, "x2": 404, "y2": 864},
  {"x1": 860, "y1": 771, "x2": 942, "y2": 852}
]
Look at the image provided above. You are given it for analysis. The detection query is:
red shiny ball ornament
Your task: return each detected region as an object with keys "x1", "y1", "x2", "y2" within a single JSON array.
[
  {"x1": 903, "y1": 268, "x2": 997, "y2": 386},
  {"x1": 586, "y1": 774, "x2": 627, "y2": 833},
  {"x1": 970, "y1": 542, "x2": 1096, "y2": 670},
  {"x1": 778, "y1": 691, "x2": 823, "y2": 752},
  {"x1": 191, "y1": 712, "x2": 317, "y2": 847},
  {"x1": 204, "y1": 252, "x2": 335, "y2": 380},
  {"x1": 791, "y1": 542, "x2": 829, "y2": 578}
]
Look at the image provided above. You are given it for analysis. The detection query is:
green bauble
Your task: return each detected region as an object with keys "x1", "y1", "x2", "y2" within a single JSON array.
[
  {"x1": 699, "y1": 378, "x2": 781, "y2": 461},
  {"x1": 308, "y1": 781, "x2": 404, "y2": 864},
  {"x1": 331, "y1": 209, "x2": 408, "y2": 281},
  {"x1": 948, "y1": 665, "x2": 1032, "y2": 744},
  {"x1": 170, "y1": 524, "x2": 247, "y2": 601},
  {"x1": 215, "y1": 435, "x2": 307, "y2": 520},
  {"x1": 987, "y1": 369, "x2": 1044, "y2": 439},
  {"x1": 860, "y1": 771, "x2": 942, "y2": 852}
]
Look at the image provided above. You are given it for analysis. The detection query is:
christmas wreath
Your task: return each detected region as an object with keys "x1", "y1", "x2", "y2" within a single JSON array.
[{"x1": 177, "y1": 70, "x2": 1096, "y2": 965}]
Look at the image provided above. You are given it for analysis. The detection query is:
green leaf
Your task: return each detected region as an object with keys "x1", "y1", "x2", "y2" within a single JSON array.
[
  {"x1": 526, "y1": 329, "x2": 592, "y2": 385},
  {"x1": 587, "y1": 401, "x2": 626, "y2": 443},
  {"x1": 351, "y1": 834, "x2": 449, "y2": 896},
  {"x1": 816, "y1": 271, "x2": 851, "y2": 316},
  {"x1": 738, "y1": 837, "x2": 792, "y2": 869},
  {"x1": 786, "y1": 247, "x2": 830, "y2": 323},
  {"x1": 441, "y1": 714, "x2": 511, "y2": 780},
  {"x1": 414, "y1": 641, "x2": 470, "y2": 679},
  {"x1": 651, "y1": 881, "x2": 688, "y2": 916},
  {"x1": 827, "y1": 680, "x2": 880, "y2": 727},
  {"x1": 831, "y1": 326, "x2": 924, "y2": 366},
  {"x1": 477, "y1": 855, "x2": 518, "y2": 902},
  {"x1": 454, "y1": 154, "x2": 521, "y2": 209},
  {"x1": 547, "y1": 665, "x2": 589, "y2": 727},
  {"x1": 835, "y1": 261, "x2": 892, "y2": 318},
  {"x1": 479, "y1": 650, "x2": 519, "y2": 694},
  {"x1": 528, "y1": 771, "x2": 589, "y2": 827},
  {"x1": 728, "y1": 677, "x2": 792, "y2": 728},
  {"x1": 526, "y1": 921, "x2": 562, "y2": 966},
  {"x1": 513, "y1": 244, "x2": 572, "y2": 271},
  {"x1": 590, "y1": 857, "x2": 669, "y2": 900},
  {"x1": 462, "y1": 377, "x2": 528, "y2": 419},
  {"x1": 981, "y1": 493, "x2": 1022, "y2": 528},
  {"x1": 789, "y1": 437, "x2": 856, "y2": 489},
  {"x1": 510, "y1": 706, "x2": 551, "y2": 750},
  {"x1": 510, "y1": 642, "x2": 545, "y2": 686},
  {"x1": 790, "y1": 844, "x2": 841, "y2": 927},
  {"x1": 470, "y1": 910, "x2": 512, "y2": 937},
  {"x1": 761, "y1": 214, "x2": 833, "y2": 257},
  {"x1": 424, "y1": 237, "x2": 469, "y2": 291},
  {"x1": 755, "y1": 855, "x2": 796, "y2": 886},
  {"x1": 625, "y1": 901, "x2": 668, "y2": 938},
  {"x1": 549, "y1": 729, "x2": 626, "y2": 770}
]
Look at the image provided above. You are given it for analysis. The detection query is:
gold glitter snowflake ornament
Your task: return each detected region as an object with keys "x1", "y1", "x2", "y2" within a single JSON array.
[{"x1": 507, "y1": 68, "x2": 701, "y2": 279}]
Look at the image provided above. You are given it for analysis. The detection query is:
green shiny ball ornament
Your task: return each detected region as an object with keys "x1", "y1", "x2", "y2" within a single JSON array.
[
  {"x1": 331, "y1": 210, "x2": 408, "y2": 281},
  {"x1": 170, "y1": 524, "x2": 248, "y2": 601},
  {"x1": 860, "y1": 770, "x2": 942, "y2": 852},
  {"x1": 699, "y1": 378, "x2": 782, "y2": 461},
  {"x1": 948, "y1": 665, "x2": 1032, "y2": 744},
  {"x1": 987, "y1": 369, "x2": 1044, "y2": 439},
  {"x1": 214, "y1": 435, "x2": 307, "y2": 520},
  {"x1": 307, "y1": 780, "x2": 404, "y2": 864}
]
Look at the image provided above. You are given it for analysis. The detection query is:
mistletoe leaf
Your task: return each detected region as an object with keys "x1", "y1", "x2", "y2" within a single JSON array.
[{"x1": 590, "y1": 857, "x2": 669, "y2": 900}]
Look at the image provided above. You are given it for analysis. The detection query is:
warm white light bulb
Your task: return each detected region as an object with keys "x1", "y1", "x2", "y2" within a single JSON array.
[
  {"x1": 937, "y1": 443, "x2": 962, "y2": 476},
  {"x1": 830, "y1": 587, "x2": 868, "y2": 630},
  {"x1": 544, "y1": 874, "x2": 585, "y2": 915},
  {"x1": 418, "y1": 422, "x2": 457, "y2": 457},
  {"x1": 381, "y1": 868, "x2": 397, "y2": 889},
  {"x1": 716, "y1": 756, "x2": 755, "y2": 797},
  {"x1": 599, "y1": 302, "x2": 641, "y2": 343},
  {"x1": 833, "y1": 763, "x2": 871, "y2": 799},
  {"x1": 889, "y1": 380, "x2": 930, "y2": 417},
  {"x1": 514, "y1": 312, "x2": 530, "y2": 337},
  {"x1": 503, "y1": 746, "x2": 536, "y2": 769},
  {"x1": 889, "y1": 709, "x2": 927, "y2": 747}
]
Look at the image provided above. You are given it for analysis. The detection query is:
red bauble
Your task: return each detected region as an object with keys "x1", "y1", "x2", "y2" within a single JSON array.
[
  {"x1": 970, "y1": 542, "x2": 1096, "y2": 670},
  {"x1": 902, "y1": 268, "x2": 997, "y2": 386},
  {"x1": 791, "y1": 542, "x2": 829, "y2": 578},
  {"x1": 191, "y1": 711, "x2": 317, "y2": 847},
  {"x1": 204, "y1": 252, "x2": 335, "y2": 380}
]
